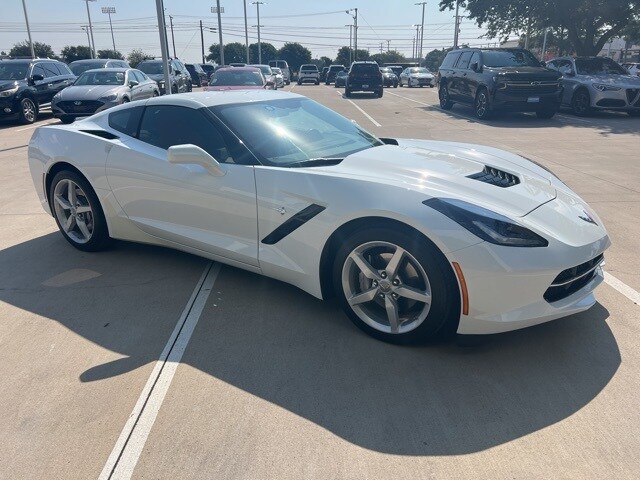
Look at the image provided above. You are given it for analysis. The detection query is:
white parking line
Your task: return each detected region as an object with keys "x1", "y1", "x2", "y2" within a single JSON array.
[
  {"x1": 99, "y1": 262, "x2": 220, "y2": 480},
  {"x1": 16, "y1": 120, "x2": 56, "y2": 132},
  {"x1": 335, "y1": 91, "x2": 382, "y2": 127},
  {"x1": 604, "y1": 272, "x2": 640, "y2": 305}
]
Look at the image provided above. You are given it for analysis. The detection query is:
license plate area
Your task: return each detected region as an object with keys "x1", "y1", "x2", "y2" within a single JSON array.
[{"x1": 527, "y1": 96, "x2": 540, "y2": 103}]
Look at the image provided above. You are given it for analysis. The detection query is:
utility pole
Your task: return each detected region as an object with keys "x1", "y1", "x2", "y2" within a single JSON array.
[
  {"x1": 541, "y1": 28, "x2": 549, "y2": 61},
  {"x1": 524, "y1": 18, "x2": 531, "y2": 50},
  {"x1": 453, "y1": 0, "x2": 460, "y2": 48},
  {"x1": 346, "y1": 9, "x2": 358, "y2": 61},
  {"x1": 84, "y1": 0, "x2": 97, "y2": 58},
  {"x1": 102, "y1": 7, "x2": 117, "y2": 55},
  {"x1": 345, "y1": 24, "x2": 353, "y2": 65},
  {"x1": 415, "y1": 2, "x2": 427, "y2": 64},
  {"x1": 155, "y1": 0, "x2": 171, "y2": 94},
  {"x1": 243, "y1": 0, "x2": 250, "y2": 63},
  {"x1": 413, "y1": 24, "x2": 420, "y2": 62},
  {"x1": 212, "y1": 2, "x2": 225, "y2": 66},
  {"x1": 387, "y1": 40, "x2": 390, "y2": 52},
  {"x1": 200, "y1": 20, "x2": 205, "y2": 63},
  {"x1": 81, "y1": 26, "x2": 91, "y2": 54},
  {"x1": 252, "y1": 2, "x2": 265, "y2": 64},
  {"x1": 21, "y1": 0, "x2": 35, "y2": 58},
  {"x1": 379, "y1": 42, "x2": 384, "y2": 54},
  {"x1": 412, "y1": 36, "x2": 416, "y2": 61},
  {"x1": 169, "y1": 15, "x2": 176, "y2": 58}
]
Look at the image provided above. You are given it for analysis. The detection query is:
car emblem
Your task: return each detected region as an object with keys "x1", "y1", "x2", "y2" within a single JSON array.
[
  {"x1": 578, "y1": 210, "x2": 597, "y2": 225},
  {"x1": 74, "y1": 101, "x2": 82, "y2": 105},
  {"x1": 530, "y1": 81, "x2": 541, "y2": 86}
]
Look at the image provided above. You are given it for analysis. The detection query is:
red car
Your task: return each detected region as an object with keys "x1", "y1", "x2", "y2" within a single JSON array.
[{"x1": 204, "y1": 67, "x2": 275, "y2": 91}]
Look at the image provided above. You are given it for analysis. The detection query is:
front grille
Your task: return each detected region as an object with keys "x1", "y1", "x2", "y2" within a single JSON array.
[
  {"x1": 503, "y1": 81, "x2": 559, "y2": 94},
  {"x1": 56, "y1": 100, "x2": 103, "y2": 114},
  {"x1": 543, "y1": 254, "x2": 604, "y2": 303},
  {"x1": 626, "y1": 88, "x2": 640, "y2": 104},
  {"x1": 596, "y1": 98, "x2": 626, "y2": 108},
  {"x1": 467, "y1": 166, "x2": 520, "y2": 188}
]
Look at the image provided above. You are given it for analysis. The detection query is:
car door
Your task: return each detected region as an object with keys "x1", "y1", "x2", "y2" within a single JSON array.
[
  {"x1": 105, "y1": 104, "x2": 259, "y2": 267},
  {"x1": 450, "y1": 51, "x2": 472, "y2": 101},
  {"x1": 134, "y1": 70, "x2": 153, "y2": 97},
  {"x1": 464, "y1": 51, "x2": 481, "y2": 101},
  {"x1": 557, "y1": 59, "x2": 578, "y2": 105},
  {"x1": 42, "y1": 62, "x2": 69, "y2": 101},
  {"x1": 29, "y1": 64, "x2": 51, "y2": 106}
]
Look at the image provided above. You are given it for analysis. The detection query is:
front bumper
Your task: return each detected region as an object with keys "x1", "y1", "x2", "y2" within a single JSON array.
[
  {"x1": 591, "y1": 86, "x2": 640, "y2": 111},
  {"x1": 52, "y1": 99, "x2": 114, "y2": 117},
  {"x1": 409, "y1": 77, "x2": 433, "y2": 86},
  {"x1": 0, "y1": 97, "x2": 19, "y2": 117},
  {"x1": 492, "y1": 89, "x2": 561, "y2": 112}
]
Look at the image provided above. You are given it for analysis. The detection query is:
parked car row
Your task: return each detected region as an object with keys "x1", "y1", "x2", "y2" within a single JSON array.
[{"x1": 204, "y1": 66, "x2": 277, "y2": 91}]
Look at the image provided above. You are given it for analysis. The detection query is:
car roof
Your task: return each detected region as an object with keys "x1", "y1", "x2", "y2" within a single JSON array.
[
  {"x1": 145, "y1": 90, "x2": 302, "y2": 108},
  {"x1": 215, "y1": 67, "x2": 260, "y2": 73},
  {"x1": 69, "y1": 59, "x2": 114, "y2": 64},
  {"x1": 0, "y1": 58, "x2": 58, "y2": 64},
  {"x1": 81, "y1": 67, "x2": 131, "y2": 73}
]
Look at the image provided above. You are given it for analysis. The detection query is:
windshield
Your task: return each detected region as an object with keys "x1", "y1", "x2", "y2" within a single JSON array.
[
  {"x1": 575, "y1": 57, "x2": 627, "y2": 75},
  {"x1": 138, "y1": 62, "x2": 164, "y2": 75},
  {"x1": 481, "y1": 50, "x2": 540, "y2": 68},
  {"x1": 0, "y1": 63, "x2": 29, "y2": 80},
  {"x1": 70, "y1": 62, "x2": 106, "y2": 76},
  {"x1": 251, "y1": 65, "x2": 271, "y2": 75},
  {"x1": 74, "y1": 71, "x2": 125, "y2": 86},
  {"x1": 211, "y1": 70, "x2": 264, "y2": 86},
  {"x1": 301, "y1": 65, "x2": 317, "y2": 71},
  {"x1": 210, "y1": 98, "x2": 383, "y2": 166},
  {"x1": 409, "y1": 67, "x2": 430, "y2": 74}
]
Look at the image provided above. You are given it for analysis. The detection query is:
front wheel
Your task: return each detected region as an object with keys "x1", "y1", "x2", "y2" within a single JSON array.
[
  {"x1": 377, "y1": 88, "x2": 383, "y2": 98},
  {"x1": 474, "y1": 88, "x2": 492, "y2": 120},
  {"x1": 571, "y1": 89, "x2": 591, "y2": 116},
  {"x1": 439, "y1": 84, "x2": 453, "y2": 110},
  {"x1": 333, "y1": 228, "x2": 460, "y2": 344},
  {"x1": 345, "y1": 88, "x2": 352, "y2": 98},
  {"x1": 18, "y1": 97, "x2": 38, "y2": 124}
]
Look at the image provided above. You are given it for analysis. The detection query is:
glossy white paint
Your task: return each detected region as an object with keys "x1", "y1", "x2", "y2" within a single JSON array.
[{"x1": 28, "y1": 91, "x2": 610, "y2": 335}]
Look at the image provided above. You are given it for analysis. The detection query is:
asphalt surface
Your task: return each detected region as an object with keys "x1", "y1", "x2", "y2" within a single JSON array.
[{"x1": 0, "y1": 85, "x2": 639, "y2": 479}]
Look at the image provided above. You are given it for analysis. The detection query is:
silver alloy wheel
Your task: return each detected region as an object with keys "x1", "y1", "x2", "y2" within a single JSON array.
[
  {"x1": 341, "y1": 241, "x2": 432, "y2": 334},
  {"x1": 476, "y1": 91, "x2": 488, "y2": 117},
  {"x1": 573, "y1": 91, "x2": 590, "y2": 114},
  {"x1": 53, "y1": 179, "x2": 94, "y2": 244},
  {"x1": 22, "y1": 98, "x2": 36, "y2": 122},
  {"x1": 440, "y1": 85, "x2": 449, "y2": 107}
]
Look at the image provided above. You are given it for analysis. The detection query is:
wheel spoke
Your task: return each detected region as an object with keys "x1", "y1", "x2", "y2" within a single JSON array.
[
  {"x1": 384, "y1": 296, "x2": 400, "y2": 334},
  {"x1": 350, "y1": 252, "x2": 379, "y2": 280},
  {"x1": 63, "y1": 215, "x2": 76, "y2": 233},
  {"x1": 395, "y1": 285, "x2": 431, "y2": 304},
  {"x1": 76, "y1": 218, "x2": 91, "y2": 240},
  {"x1": 55, "y1": 195, "x2": 72, "y2": 210},
  {"x1": 76, "y1": 205, "x2": 91, "y2": 214},
  {"x1": 347, "y1": 287, "x2": 378, "y2": 306},
  {"x1": 67, "y1": 180, "x2": 77, "y2": 206},
  {"x1": 385, "y1": 247, "x2": 405, "y2": 278}
]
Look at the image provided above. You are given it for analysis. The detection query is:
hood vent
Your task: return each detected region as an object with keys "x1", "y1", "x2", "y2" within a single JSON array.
[{"x1": 468, "y1": 166, "x2": 520, "y2": 188}]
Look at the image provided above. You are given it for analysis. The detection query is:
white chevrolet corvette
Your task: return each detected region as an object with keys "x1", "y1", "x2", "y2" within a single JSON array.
[{"x1": 28, "y1": 91, "x2": 610, "y2": 344}]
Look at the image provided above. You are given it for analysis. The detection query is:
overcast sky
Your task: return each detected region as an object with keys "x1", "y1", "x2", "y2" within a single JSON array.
[{"x1": 1, "y1": 0, "x2": 502, "y2": 62}]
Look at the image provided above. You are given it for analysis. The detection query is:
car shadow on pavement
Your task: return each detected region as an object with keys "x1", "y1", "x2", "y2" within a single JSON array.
[{"x1": 1, "y1": 234, "x2": 620, "y2": 457}]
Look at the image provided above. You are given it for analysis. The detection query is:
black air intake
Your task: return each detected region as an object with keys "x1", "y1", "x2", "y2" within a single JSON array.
[{"x1": 468, "y1": 166, "x2": 520, "y2": 188}]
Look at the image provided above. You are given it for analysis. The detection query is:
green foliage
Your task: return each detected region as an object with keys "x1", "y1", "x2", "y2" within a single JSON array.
[
  {"x1": 207, "y1": 42, "x2": 246, "y2": 64},
  {"x1": 319, "y1": 56, "x2": 332, "y2": 67},
  {"x1": 439, "y1": 0, "x2": 640, "y2": 56},
  {"x1": 622, "y1": 20, "x2": 640, "y2": 45},
  {"x1": 60, "y1": 46, "x2": 92, "y2": 63},
  {"x1": 423, "y1": 48, "x2": 452, "y2": 71},
  {"x1": 249, "y1": 42, "x2": 277, "y2": 64},
  {"x1": 370, "y1": 50, "x2": 407, "y2": 65},
  {"x1": 277, "y1": 43, "x2": 312, "y2": 72},
  {"x1": 9, "y1": 41, "x2": 56, "y2": 59},
  {"x1": 334, "y1": 47, "x2": 370, "y2": 66},
  {"x1": 97, "y1": 49, "x2": 124, "y2": 60},
  {"x1": 127, "y1": 49, "x2": 151, "y2": 68}
]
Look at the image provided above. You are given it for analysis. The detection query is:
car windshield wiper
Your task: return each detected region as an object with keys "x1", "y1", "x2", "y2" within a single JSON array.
[{"x1": 282, "y1": 157, "x2": 343, "y2": 168}]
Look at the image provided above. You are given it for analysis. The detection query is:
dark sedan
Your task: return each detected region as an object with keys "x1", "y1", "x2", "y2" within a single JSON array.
[
  {"x1": 380, "y1": 67, "x2": 399, "y2": 87},
  {"x1": 334, "y1": 70, "x2": 348, "y2": 88}
]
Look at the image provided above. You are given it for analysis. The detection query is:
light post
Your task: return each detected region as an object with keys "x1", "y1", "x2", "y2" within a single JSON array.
[
  {"x1": 251, "y1": 2, "x2": 265, "y2": 64},
  {"x1": 101, "y1": 7, "x2": 116, "y2": 55},
  {"x1": 412, "y1": 24, "x2": 421, "y2": 62},
  {"x1": 84, "y1": 0, "x2": 97, "y2": 59},
  {"x1": 242, "y1": 0, "x2": 250, "y2": 63},
  {"x1": 21, "y1": 0, "x2": 35, "y2": 58},
  {"x1": 81, "y1": 26, "x2": 91, "y2": 54},
  {"x1": 212, "y1": 3, "x2": 225, "y2": 66},
  {"x1": 345, "y1": 8, "x2": 358, "y2": 61},
  {"x1": 415, "y1": 2, "x2": 427, "y2": 65},
  {"x1": 345, "y1": 24, "x2": 353, "y2": 65},
  {"x1": 154, "y1": 0, "x2": 171, "y2": 95},
  {"x1": 453, "y1": 0, "x2": 460, "y2": 48}
]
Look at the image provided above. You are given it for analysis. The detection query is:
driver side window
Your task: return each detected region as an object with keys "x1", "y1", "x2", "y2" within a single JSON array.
[{"x1": 558, "y1": 60, "x2": 574, "y2": 75}]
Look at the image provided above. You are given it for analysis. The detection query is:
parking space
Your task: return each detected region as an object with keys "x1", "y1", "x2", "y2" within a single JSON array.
[{"x1": 1, "y1": 85, "x2": 639, "y2": 479}]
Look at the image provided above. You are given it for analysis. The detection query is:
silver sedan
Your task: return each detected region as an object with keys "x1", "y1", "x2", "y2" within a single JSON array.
[
  {"x1": 52, "y1": 68, "x2": 159, "y2": 123},
  {"x1": 399, "y1": 67, "x2": 434, "y2": 88},
  {"x1": 547, "y1": 57, "x2": 640, "y2": 117},
  {"x1": 271, "y1": 67, "x2": 285, "y2": 88}
]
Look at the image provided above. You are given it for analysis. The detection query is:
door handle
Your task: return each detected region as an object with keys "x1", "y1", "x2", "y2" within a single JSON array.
[{"x1": 47, "y1": 83, "x2": 53, "y2": 87}]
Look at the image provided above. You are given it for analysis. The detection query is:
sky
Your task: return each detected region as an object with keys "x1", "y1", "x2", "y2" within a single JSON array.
[{"x1": 1, "y1": 0, "x2": 503, "y2": 63}]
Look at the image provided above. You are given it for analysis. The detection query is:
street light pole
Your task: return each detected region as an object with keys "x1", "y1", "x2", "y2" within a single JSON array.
[
  {"x1": 252, "y1": 2, "x2": 265, "y2": 64},
  {"x1": 413, "y1": 24, "x2": 420, "y2": 62},
  {"x1": 243, "y1": 0, "x2": 250, "y2": 63},
  {"x1": 21, "y1": 0, "x2": 35, "y2": 58},
  {"x1": 345, "y1": 24, "x2": 353, "y2": 65},
  {"x1": 453, "y1": 0, "x2": 460, "y2": 48},
  {"x1": 84, "y1": 0, "x2": 97, "y2": 59},
  {"x1": 212, "y1": 2, "x2": 225, "y2": 66},
  {"x1": 101, "y1": 7, "x2": 117, "y2": 54},
  {"x1": 415, "y1": 2, "x2": 426, "y2": 64},
  {"x1": 155, "y1": 0, "x2": 171, "y2": 94},
  {"x1": 541, "y1": 28, "x2": 549, "y2": 61},
  {"x1": 169, "y1": 15, "x2": 176, "y2": 58},
  {"x1": 346, "y1": 9, "x2": 358, "y2": 61},
  {"x1": 81, "y1": 26, "x2": 91, "y2": 54}
]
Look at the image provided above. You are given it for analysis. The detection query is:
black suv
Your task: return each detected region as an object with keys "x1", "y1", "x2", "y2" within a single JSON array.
[
  {"x1": 437, "y1": 48, "x2": 562, "y2": 119},
  {"x1": 325, "y1": 65, "x2": 346, "y2": 85},
  {"x1": 185, "y1": 63, "x2": 208, "y2": 87},
  {"x1": 0, "y1": 58, "x2": 76, "y2": 124},
  {"x1": 137, "y1": 58, "x2": 192, "y2": 94},
  {"x1": 345, "y1": 61, "x2": 383, "y2": 98}
]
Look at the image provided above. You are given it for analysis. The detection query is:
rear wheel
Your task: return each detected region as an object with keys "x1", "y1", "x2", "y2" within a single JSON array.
[
  {"x1": 439, "y1": 83, "x2": 453, "y2": 110},
  {"x1": 333, "y1": 227, "x2": 460, "y2": 344},
  {"x1": 49, "y1": 171, "x2": 112, "y2": 252},
  {"x1": 571, "y1": 89, "x2": 591, "y2": 116},
  {"x1": 345, "y1": 88, "x2": 352, "y2": 98},
  {"x1": 377, "y1": 88, "x2": 384, "y2": 98},
  {"x1": 474, "y1": 88, "x2": 492, "y2": 120},
  {"x1": 18, "y1": 97, "x2": 37, "y2": 124}
]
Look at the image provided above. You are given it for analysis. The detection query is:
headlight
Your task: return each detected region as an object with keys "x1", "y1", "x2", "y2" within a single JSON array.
[
  {"x1": 99, "y1": 94, "x2": 118, "y2": 102},
  {"x1": 0, "y1": 86, "x2": 19, "y2": 97},
  {"x1": 423, "y1": 198, "x2": 549, "y2": 247},
  {"x1": 593, "y1": 83, "x2": 621, "y2": 92}
]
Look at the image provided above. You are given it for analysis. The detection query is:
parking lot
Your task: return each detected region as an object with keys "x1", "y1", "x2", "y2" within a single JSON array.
[{"x1": 1, "y1": 85, "x2": 639, "y2": 479}]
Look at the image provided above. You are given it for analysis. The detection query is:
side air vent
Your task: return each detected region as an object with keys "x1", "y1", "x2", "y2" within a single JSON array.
[
  {"x1": 468, "y1": 166, "x2": 520, "y2": 188},
  {"x1": 80, "y1": 130, "x2": 119, "y2": 140}
]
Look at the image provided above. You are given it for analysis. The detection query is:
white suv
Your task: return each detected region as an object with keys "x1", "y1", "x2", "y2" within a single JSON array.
[{"x1": 298, "y1": 64, "x2": 319, "y2": 85}]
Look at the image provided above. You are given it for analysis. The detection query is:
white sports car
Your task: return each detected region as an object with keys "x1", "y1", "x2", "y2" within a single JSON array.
[{"x1": 28, "y1": 91, "x2": 610, "y2": 344}]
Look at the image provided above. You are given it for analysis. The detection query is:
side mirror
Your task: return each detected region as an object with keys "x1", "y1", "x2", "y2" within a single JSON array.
[
  {"x1": 174, "y1": 70, "x2": 181, "y2": 75},
  {"x1": 128, "y1": 80, "x2": 139, "y2": 88},
  {"x1": 470, "y1": 62, "x2": 480, "y2": 72},
  {"x1": 31, "y1": 74, "x2": 44, "y2": 83},
  {"x1": 266, "y1": 80, "x2": 275, "y2": 89},
  {"x1": 167, "y1": 144, "x2": 225, "y2": 176},
  {"x1": 540, "y1": 61, "x2": 546, "y2": 67}
]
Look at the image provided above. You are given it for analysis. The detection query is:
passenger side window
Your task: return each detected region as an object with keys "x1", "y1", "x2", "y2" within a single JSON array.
[
  {"x1": 31, "y1": 64, "x2": 46, "y2": 80},
  {"x1": 132, "y1": 71, "x2": 145, "y2": 82},
  {"x1": 108, "y1": 106, "x2": 144, "y2": 137},
  {"x1": 557, "y1": 60, "x2": 574, "y2": 75},
  {"x1": 469, "y1": 52, "x2": 480, "y2": 69},
  {"x1": 456, "y1": 52, "x2": 473, "y2": 70},
  {"x1": 138, "y1": 106, "x2": 234, "y2": 163},
  {"x1": 441, "y1": 52, "x2": 461, "y2": 68},
  {"x1": 42, "y1": 62, "x2": 60, "y2": 78}
]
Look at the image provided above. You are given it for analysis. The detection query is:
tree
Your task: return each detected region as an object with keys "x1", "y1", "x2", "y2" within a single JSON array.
[
  {"x1": 249, "y1": 42, "x2": 277, "y2": 64},
  {"x1": 622, "y1": 19, "x2": 640, "y2": 45},
  {"x1": 127, "y1": 49, "x2": 151, "y2": 68},
  {"x1": 97, "y1": 49, "x2": 124, "y2": 60},
  {"x1": 61, "y1": 45, "x2": 92, "y2": 63},
  {"x1": 277, "y1": 43, "x2": 312, "y2": 72},
  {"x1": 439, "y1": 0, "x2": 640, "y2": 56},
  {"x1": 207, "y1": 42, "x2": 246, "y2": 64},
  {"x1": 9, "y1": 40, "x2": 56, "y2": 59},
  {"x1": 370, "y1": 50, "x2": 407, "y2": 65},
  {"x1": 334, "y1": 47, "x2": 369, "y2": 66},
  {"x1": 319, "y1": 56, "x2": 332, "y2": 67},
  {"x1": 423, "y1": 48, "x2": 452, "y2": 71}
]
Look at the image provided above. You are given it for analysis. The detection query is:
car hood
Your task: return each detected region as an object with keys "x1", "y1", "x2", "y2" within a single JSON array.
[
  {"x1": 575, "y1": 73, "x2": 640, "y2": 87},
  {"x1": 490, "y1": 66, "x2": 561, "y2": 82},
  {"x1": 410, "y1": 73, "x2": 433, "y2": 78},
  {"x1": 56, "y1": 85, "x2": 124, "y2": 100},
  {"x1": 204, "y1": 85, "x2": 264, "y2": 91},
  {"x1": 323, "y1": 140, "x2": 563, "y2": 218}
]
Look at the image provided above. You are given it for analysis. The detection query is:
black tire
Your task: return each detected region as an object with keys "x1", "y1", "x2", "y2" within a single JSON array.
[
  {"x1": 536, "y1": 108, "x2": 557, "y2": 119},
  {"x1": 571, "y1": 89, "x2": 591, "y2": 116},
  {"x1": 335, "y1": 83, "x2": 339, "y2": 88},
  {"x1": 332, "y1": 227, "x2": 460, "y2": 344},
  {"x1": 121, "y1": 97, "x2": 130, "y2": 104},
  {"x1": 171, "y1": 84, "x2": 178, "y2": 94},
  {"x1": 408, "y1": 79, "x2": 413, "y2": 88},
  {"x1": 474, "y1": 88, "x2": 493, "y2": 120},
  {"x1": 377, "y1": 88, "x2": 384, "y2": 98},
  {"x1": 18, "y1": 97, "x2": 38, "y2": 124},
  {"x1": 439, "y1": 83, "x2": 453, "y2": 110},
  {"x1": 285, "y1": 80, "x2": 290, "y2": 85},
  {"x1": 188, "y1": 81, "x2": 193, "y2": 92},
  {"x1": 325, "y1": 81, "x2": 330, "y2": 85},
  {"x1": 345, "y1": 88, "x2": 351, "y2": 98},
  {"x1": 315, "y1": 81, "x2": 320, "y2": 85},
  {"x1": 59, "y1": 115, "x2": 75, "y2": 124},
  {"x1": 153, "y1": 90, "x2": 159, "y2": 97},
  {"x1": 49, "y1": 170, "x2": 112, "y2": 252},
  {"x1": 297, "y1": 81, "x2": 301, "y2": 85},
  {"x1": 393, "y1": 83, "x2": 398, "y2": 88}
]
